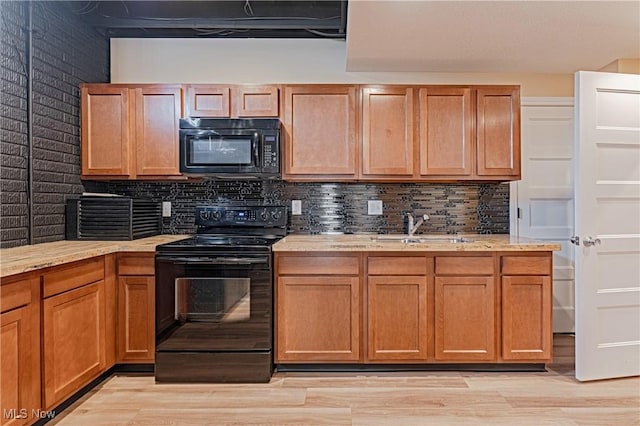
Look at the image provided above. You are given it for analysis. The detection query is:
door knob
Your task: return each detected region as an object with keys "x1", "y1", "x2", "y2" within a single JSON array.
[
  {"x1": 570, "y1": 236, "x2": 580, "y2": 246},
  {"x1": 583, "y1": 236, "x2": 601, "y2": 247}
]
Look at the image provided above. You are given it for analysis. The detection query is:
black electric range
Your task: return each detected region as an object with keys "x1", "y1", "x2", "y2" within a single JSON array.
[{"x1": 154, "y1": 205, "x2": 287, "y2": 383}]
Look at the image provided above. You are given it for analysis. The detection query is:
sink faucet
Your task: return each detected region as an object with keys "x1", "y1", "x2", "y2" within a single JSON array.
[{"x1": 406, "y1": 212, "x2": 429, "y2": 237}]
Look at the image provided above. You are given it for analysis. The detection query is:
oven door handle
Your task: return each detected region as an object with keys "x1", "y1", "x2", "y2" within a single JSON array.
[{"x1": 161, "y1": 256, "x2": 269, "y2": 265}]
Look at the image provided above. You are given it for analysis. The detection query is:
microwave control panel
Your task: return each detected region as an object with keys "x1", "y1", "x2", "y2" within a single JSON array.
[{"x1": 262, "y1": 134, "x2": 279, "y2": 171}]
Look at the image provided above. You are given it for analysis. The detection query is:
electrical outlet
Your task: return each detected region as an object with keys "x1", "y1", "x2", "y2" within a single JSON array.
[
  {"x1": 291, "y1": 200, "x2": 302, "y2": 215},
  {"x1": 368, "y1": 200, "x2": 383, "y2": 215},
  {"x1": 162, "y1": 201, "x2": 171, "y2": 217}
]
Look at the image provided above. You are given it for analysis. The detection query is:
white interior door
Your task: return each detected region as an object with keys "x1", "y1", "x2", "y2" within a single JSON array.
[
  {"x1": 575, "y1": 70, "x2": 640, "y2": 381},
  {"x1": 513, "y1": 99, "x2": 575, "y2": 333}
]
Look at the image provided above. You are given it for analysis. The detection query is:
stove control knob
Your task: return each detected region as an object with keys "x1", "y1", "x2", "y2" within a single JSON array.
[
  {"x1": 270, "y1": 210, "x2": 282, "y2": 222},
  {"x1": 210, "y1": 210, "x2": 221, "y2": 221},
  {"x1": 199, "y1": 210, "x2": 210, "y2": 221},
  {"x1": 260, "y1": 209, "x2": 269, "y2": 222}
]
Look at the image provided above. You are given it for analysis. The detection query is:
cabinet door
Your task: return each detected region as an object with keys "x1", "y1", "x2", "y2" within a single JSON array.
[
  {"x1": 418, "y1": 87, "x2": 472, "y2": 177},
  {"x1": 434, "y1": 276, "x2": 496, "y2": 361},
  {"x1": 476, "y1": 86, "x2": 521, "y2": 178},
  {"x1": 367, "y1": 275, "x2": 428, "y2": 361},
  {"x1": 184, "y1": 85, "x2": 230, "y2": 117},
  {"x1": 283, "y1": 86, "x2": 358, "y2": 178},
  {"x1": 277, "y1": 276, "x2": 360, "y2": 362},
  {"x1": 118, "y1": 276, "x2": 155, "y2": 362},
  {"x1": 134, "y1": 86, "x2": 182, "y2": 177},
  {"x1": 361, "y1": 87, "x2": 415, "y2": 177},
  {"x1": 234, "y1": 85, "x2": 279, "y2": 117},
  {"x1": 42, "y1": 282, "x2": 105, "y2": 409},
  {"x1": 81, "y1": 85, "x2": 131, "y2": 177},
  {"x1": 502, "y1": 275, "x2": 552, "y2": 361},
  {"x1": 1, "y1": 307, "x2": 38, "y2": 426}
]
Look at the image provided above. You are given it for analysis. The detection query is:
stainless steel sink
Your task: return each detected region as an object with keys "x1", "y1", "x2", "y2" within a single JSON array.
[{"x1": 373, "y1": 235, "x2": 474, "y2": 244}]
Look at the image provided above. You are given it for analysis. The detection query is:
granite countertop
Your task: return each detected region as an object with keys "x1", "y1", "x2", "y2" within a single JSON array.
[
  {"x1": 272, "y1": 234, "x2": 562, "y2": 252},
  {"x1": 0, "y1": 235, "x2": 189, "y2": 278}
]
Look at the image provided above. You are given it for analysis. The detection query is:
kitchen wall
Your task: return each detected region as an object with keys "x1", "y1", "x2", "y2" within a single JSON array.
[
  {"x1": 2, "y1": 16, "x2": 524, "y2": 248},
  {"x1": 83, "y1": 180, "x2": 509, "y2": 235},
  {"x1": 110, "y1": 38, "x2": 574, "y2": 97},
  {"x1": 0, "y1": 2, "x2": 109, "y2": 248}
]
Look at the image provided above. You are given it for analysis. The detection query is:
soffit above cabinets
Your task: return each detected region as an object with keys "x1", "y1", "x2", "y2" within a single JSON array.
[
  {"x1": 63, "y1": 0, "x2": 347, "y2": 38},
  {"x1": 346, "y1": 1, "x2": 640, "y2": 73},
  {"x1": 62, "y1": 1, "x2": 638, "y2": 73}
]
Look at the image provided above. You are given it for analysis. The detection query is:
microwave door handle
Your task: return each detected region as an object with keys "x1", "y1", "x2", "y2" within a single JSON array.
[{"x1": 254, "y1": 135, "x2": 261, "y2": 167}]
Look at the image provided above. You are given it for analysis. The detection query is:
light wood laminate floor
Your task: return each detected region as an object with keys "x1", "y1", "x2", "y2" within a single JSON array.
[{"x1": 50, "y1": 336, "x2": 640, "y2": 425}]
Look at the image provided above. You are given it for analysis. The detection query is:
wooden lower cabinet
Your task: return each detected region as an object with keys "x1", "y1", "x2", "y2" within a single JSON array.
[
  {"x1": 117, "y1": 276, "x2": 155, "y2": 362},
  {"x1": 1, "y1": 308, "x2": 37, "y2": 426},
  {"x1": 502, "y1": 275, "x2": 552, "y2": 361},
  {"x1": 277, "y1": 275, "x2": 361, "y2": 362},
  {"x1": 434, "y1": 276, "x2": 496, "y2": 361},
  {"x1": 0, "y1": 252, "x2": 161, "y2": 423},
  {"x1": 0, "y1": 274, "x2": 40, "y2": 426},
  {"x1": 367, "y1": 275, "x2": 428, "y2": 361},
  {"x1": 276, "y1": 251, "x2": 553, "y2": 366},
  {"x1": 42, "y1": 281, "x2": 106, "y2": 409},
  {"x1": 116, "y1": 253, "x2": 156, "y2": 363}
]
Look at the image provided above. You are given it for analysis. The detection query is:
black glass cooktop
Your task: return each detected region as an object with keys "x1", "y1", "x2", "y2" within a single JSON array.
[{"x1": 156, "y1": 234, "x2": 283, "y2": 254}]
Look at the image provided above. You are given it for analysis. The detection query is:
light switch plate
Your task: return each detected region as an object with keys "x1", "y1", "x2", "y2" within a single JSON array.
[
  {"x1": 368, "y1": 200, "x2": 383, "y2": 215},
  {"x1": 291, "y1": 200, "x2": 302, "y2": 215},
  {"x1": 162, "y1": 201, "x2": 171, "y2": 217}
]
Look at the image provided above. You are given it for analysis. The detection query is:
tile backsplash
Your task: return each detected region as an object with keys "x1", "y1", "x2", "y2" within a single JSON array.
[{"x1": 84, "y1": 180, "x2": 510, "y2": 235}]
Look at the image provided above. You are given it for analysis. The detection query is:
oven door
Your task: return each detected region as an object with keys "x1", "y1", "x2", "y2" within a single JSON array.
[
  {"x1": 155, "y1": 253, "x2": 272, "y2": 352},
  {"x1": 180, "y1": 129, "x2": 261, "y2": 174}
]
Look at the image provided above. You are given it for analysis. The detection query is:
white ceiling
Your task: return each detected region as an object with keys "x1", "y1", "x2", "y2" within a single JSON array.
[{"x1": 346, "y1": 1, "x2": 640, "y2": 74}]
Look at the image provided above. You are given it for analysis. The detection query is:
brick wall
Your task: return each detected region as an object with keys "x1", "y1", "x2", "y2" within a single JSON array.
[{"x1": 1, "y1": 2, "x2": 109, "y2": 248}]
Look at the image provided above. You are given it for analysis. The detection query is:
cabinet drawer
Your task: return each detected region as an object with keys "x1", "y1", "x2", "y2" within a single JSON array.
[
  {"x1": 368, "y1": 256, "x2": 427, "y2": 275},
  {"x1": 501, "y1": 256, "x2": 551, "y2": 275},
  {"x1": 0, "y1": 275, "x2": 33, "y2": 313},
  {"x1": 43, "y1": 257, "x2": 105, "y2": 298},
  {"x1": 118, "y1": 254, "x2": 155, "y2": 276},
  {"x1": 277, "y1": 255, "x2": 359, "y2": 275},
  {"x1": 435, "y1": 256, "x2": 493, "y2": 275}
]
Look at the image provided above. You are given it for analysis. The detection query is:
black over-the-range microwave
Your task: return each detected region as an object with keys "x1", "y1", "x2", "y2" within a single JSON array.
[{"x1": 179, "y1": 118, "x2": 281, "y2": 178}]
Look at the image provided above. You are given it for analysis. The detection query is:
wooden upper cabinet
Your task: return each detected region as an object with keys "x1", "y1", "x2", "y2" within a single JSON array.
[
  {"x1": 361, "y1": 87, "x2": 415, "y2": 178},
  {"x1": 134, "y1": 86, "x2": 182, "y2": 177},
  {"x1": 418, "y1": 87, "x2": 472, "y2": 177},
  {"x1": 184, "y1": 84, "x2": 279, "y2": 117},
  {"x1": 476, "y1": 86, "x2": 521, "y2": 178},
  {"x1": 184, "y1": 85, "x2": 230, "y2": 117},
  {"x1": 81, "y1": 83, "x2": 183, "y2": 180},
  {"x1": 81, "y1": 85, "x2": 131, "y2": 177},
  {"x1": 283, "y1": 85, "x2": 358, "y2": 179},
  {"x1": 234, "y1": 85, "x2": 279, "y2": 117}
]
